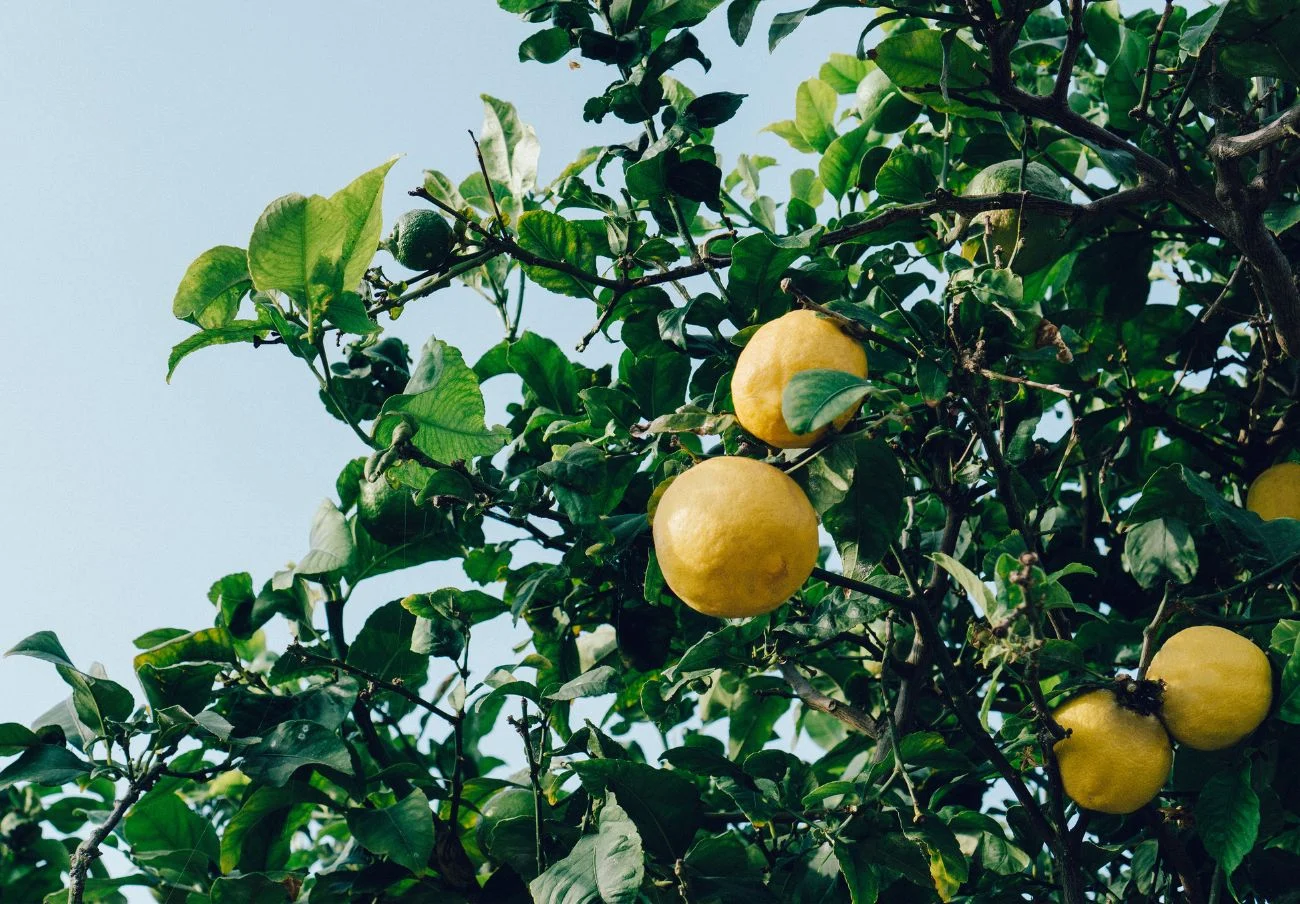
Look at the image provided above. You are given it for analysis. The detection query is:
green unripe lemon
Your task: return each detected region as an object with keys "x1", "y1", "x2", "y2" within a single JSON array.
[
  {"x1": 357, "y1": 476, "x2": 433, "y2": 545},
  {"x1": 962, "y1": 160, "x2": 1070, "y2": 273},
  {"x1": 387, "y1": 209, "x2": 453, "y2": 272}
]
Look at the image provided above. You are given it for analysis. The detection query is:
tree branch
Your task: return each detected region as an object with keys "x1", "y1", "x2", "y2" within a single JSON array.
[
  {"x1": 779, "y1": 661, "x2": 881, "y2": 738},
  {"x1": 69, "y1": 761, "x2": 168, "y2": 904}
]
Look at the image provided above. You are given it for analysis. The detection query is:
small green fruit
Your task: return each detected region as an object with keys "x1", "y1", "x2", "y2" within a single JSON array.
[
  {"x1": 962, "y1": 159, "x2": 1070, "y2": 273},
  {"x1": 357, "y1": 476, "x2": 433, "y2": 545},
  {"x1": 386, "y1": 209, "x2": 453, "y2": 272}
]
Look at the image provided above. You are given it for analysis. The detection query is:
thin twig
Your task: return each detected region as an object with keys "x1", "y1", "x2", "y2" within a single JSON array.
[{"x1": 69, "y1": 760, "x2": 169, "y2": 904}]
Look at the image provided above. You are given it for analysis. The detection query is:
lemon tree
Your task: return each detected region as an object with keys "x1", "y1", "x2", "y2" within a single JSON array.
[{"x1": 11, "y1": 3, "x2": 1300, "y2": 904}]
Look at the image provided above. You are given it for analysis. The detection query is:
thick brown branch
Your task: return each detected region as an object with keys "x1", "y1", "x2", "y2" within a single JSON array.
[{"x1": 1211, "y1": 103, "x2": 1300, "y2": 160}]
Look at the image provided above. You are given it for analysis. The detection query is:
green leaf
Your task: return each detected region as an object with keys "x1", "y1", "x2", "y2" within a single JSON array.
[
  {"x1": 547, "y1": 665, "x2": 620, "y2": 701},
  {"x1": 241, "y1": 720, "x2": 354, "y2": 786},
  {"x1": 726, "y1": 229, "x2": 818, "y2": 322},
  {"x1": 1102, "y1": 27, "x2": 1148, "y2": 131},
  {"x1": 172, "y1": 245, "x2": 252, "y2": 328},
  {"x1": 210, "y1": 874, "x2": 299, "y2": 904},
  {"x1": 930, "y1": 553, "x2": 996, "y2": 619},
  {"x1": 1180, "y1": 4, "x2": 1225, "y2": 56},
  {"x1": 0, "y1": 745, "x2": 90, "y2": 789},
  {"x1": 819, "y1": 436, "x2": 907, "y2": 578},
  {"x1": 6, "y1": 631, "x2": 75, "y2": 669},
  {"x1": 166, "y1": 318, "x2": 272, "y2": 382},
  {"x1": 820, "y1": 53, "x2": 871, "y2": 94},
  {"x1": 794, "y1": 78, "x2": 838, "y2": 153},
  {"x1": 873, "y1": 29, "x2": 997, "y2": 117},
  {"x1": 515, "y1": 210, "x2": 597, "y2": 298},
  {"x1": 727, "y1": 0, "x2": 761, "y2": 45},
  {"x1": 782, "y1": 369, "x2": 873, "y2": 434},
  {"x1": 347, "y1": 788, "x2": 435, "y2": 874},
  {"x1": 1123, "y1": 518, "x2": 1199, "y2": 588},
  {"x1": 347, "y1": 599, "x2": 428, "y2": 685},
  {"x1": 1197, "y1": 763, "x2": 1259, "y2": 876},
  {"x1": 508, "y1": 331, "x2": 581, "y2": 414},
  {"x1": 596, "y1": 792, "x2": 646, "y2": 904},
  {"x1": 247, "y1": 192, "x2": 348, "y2": 308},
  {"x1": 221, "y1": 783, "x2": 331, "y2": 873},
  {"x1": 569, "y1": 759, "x2": 701, "y2": 859},
  {"x1": 687, "y1": 92, "x2": 747, "y2": 128},
  {"x1": 835, "y1": 840, "x2": 880, "y2": 904},
  {"x1": 0, "y1": 722, "x2": 40, "y2": 755},
  {"x1": 292, "y1": 499, "x2": 354, "y2": 579},
  {"x1": 874, "y1": 146, "x2": 937, "y2": 203},
  {"x1": 1271, "y1": 620, "x2": 1300, "y2": 723},
  {"x1": 528, "y1": 791, "x2": 646, "y2": 904},
  {"x1": 728, "y1": 676, "x2": 788, "y2": 762},
  {"x1": 373, "y1": 338, "x2": 509, "y2": 464},
  {"x1": 480, "y1": 95, "x2": 541, "y2": 203},
  {"x1": 1083, "y1": 1, "x2": 1123, "y2": 63},
  {"x1": 520, "y1": 27, "x2": 573, "y2": 63},
  {"x1": 642, "y1": 0, "x2": 725, "y2": 29},
  {"x1": 124, "y1": 790, "x2": 219, "y2": 882},
  {"x1": 529, "y1": 834, "x2": 600, "y2": 904},
  {"x1": 820, "y1": 124, "x2": 873, "y2": 201},
  {"x1": 329, "y1": 157, "x2": 397, "y2": 292},
  {"x1": 133, "y1": 627, "x2": 236, "y2": 714},
  {"x1": 58, "y1": 666, "x2": 134, "y2": 737}
]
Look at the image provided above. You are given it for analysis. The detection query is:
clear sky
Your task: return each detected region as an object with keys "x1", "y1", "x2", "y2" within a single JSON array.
[{"x1": 0, "y1": 1, "x2": 1179, "y2": 894}]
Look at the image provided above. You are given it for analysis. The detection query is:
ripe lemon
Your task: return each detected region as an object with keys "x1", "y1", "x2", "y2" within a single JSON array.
[
  {"x1": 1147, "y1": 625, "x2": 1272, "y2": 751},
  {"x1": 1246, "y1": 461, "x2": 1300, "y2": 521},
  {"x1": 651, "y1": 456, "x2": 819, "y2": 618},
  {"x1": 1052, "y1": 689, "x2": 1172, "y2": 814},
  {"x1": 962, "y1": 160, "x2": 1070, "y2": 273},
  {"x1": 731, "y1": 309, "x2": 868, "y2": 449}
]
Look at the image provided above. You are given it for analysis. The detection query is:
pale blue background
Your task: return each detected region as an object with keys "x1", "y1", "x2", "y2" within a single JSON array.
[{"x1": 0, "y1": 0, "x2": 1181, "y2": 895}]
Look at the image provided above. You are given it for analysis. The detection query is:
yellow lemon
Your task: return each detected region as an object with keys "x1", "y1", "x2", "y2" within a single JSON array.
[
  {"x1": 1147, "y1": 625, "x2": 1272, "y2": 751},
  {"x1": 1052, "y1": 689, "x2": 1172, "y2": 814},
  {"x1": 1246, "y1": 461, "x2": 1300, "y2": 521},
  {"x1": 651, "y1": 456, "x2": 819, "y2": 618},
  {"x1": 731, "y1": 309, "x2": 868, "y2": 449}
]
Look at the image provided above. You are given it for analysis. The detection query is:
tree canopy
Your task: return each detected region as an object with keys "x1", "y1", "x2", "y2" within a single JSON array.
[{"x1": 7, "y1": 1, "x2": 1300, "y2": 902}]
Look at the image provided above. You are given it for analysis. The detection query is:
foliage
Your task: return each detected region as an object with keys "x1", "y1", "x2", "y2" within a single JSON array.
[{"x1": 10, "y1": 1, "x2": 1300, "y2": 902}]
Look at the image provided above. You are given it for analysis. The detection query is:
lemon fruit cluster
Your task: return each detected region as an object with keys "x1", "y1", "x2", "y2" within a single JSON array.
[
  {"x1": 961, "y1": 159, "x2": 1070, "y2": 274},
  {"x1": 651, "y1": 456, "x2": 818, "y2": 618},
  {"x1": 731, "y1": 309, "x2": 868, "y2": 449},
  {"x1": 1053, "y1": 625, "x2": 1272, "y2": 814},
  {"x1": 386, "y1": 209, "x2": 453, "y2": 272},
  {"x1": 1247, "y1": 460, "x2": 1300, "y2": 521}
]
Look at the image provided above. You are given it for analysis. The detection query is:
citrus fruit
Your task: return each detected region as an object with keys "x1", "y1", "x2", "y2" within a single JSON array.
[
  {"x1": 651, "y1": 456, "x2": 819, "y2": 618},
  {"x1": 1052, "y1": 689, "x2": 1172, "y2": 814},
  {"x1": 961, "y1": 160, "x2": 1070, "y2": 273},
  {"x1": 358, "y1": 476, "x2": 433, "y2": 545},
  {"x1": 856, "y1": 68, "x2": 921, "y2": 134},
  {"x1": 386, "y1": 209, "x2": 453, "y2": 272},
  {"x1": 1147, "y1": 625, "x2": 1272, "y2": 751},
  {"x1": 731, "y1": 309, "x2": 868, "y2": 449},
  {"x1": 1246, "y1": 461, "x2": 1300, "y2": 521}
]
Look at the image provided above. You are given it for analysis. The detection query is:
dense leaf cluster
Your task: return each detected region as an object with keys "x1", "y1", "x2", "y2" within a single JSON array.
[{"x1": 7, "y1": 1, "x2": 1300, "y2": 902}]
